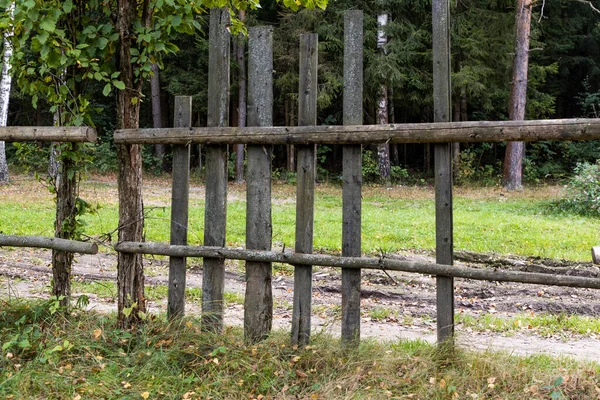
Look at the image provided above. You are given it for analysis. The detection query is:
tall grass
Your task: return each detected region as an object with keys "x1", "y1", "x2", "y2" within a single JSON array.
[{"x1": 1, "y1": 299, "x2": 599, "y2": 399}]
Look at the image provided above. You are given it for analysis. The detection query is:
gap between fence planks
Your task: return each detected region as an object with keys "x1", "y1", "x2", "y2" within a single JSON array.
[
  {"x1": 0, "y1": 126, "x2": 97, "y2": 142},
  {"x1": 113, "y1": 119, "x2": 600, "y2": 145},
  {"x1": 0, "y1": 234, "x2": 98, "y2": 254},
  {"x1": 114, "y1": 242, "x2": 600, "y2": 290}
]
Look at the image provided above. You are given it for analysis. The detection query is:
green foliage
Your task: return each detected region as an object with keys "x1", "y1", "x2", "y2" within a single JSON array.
[
  {"x1": 556, "y1": 161, "x2": 600, "y2": 216},
  {"x1": 456, "y1": 145, "x2": 500, "y2": 186},
  {"x1": 361, "y1": 149, "x2": 380, "y2": 182}
]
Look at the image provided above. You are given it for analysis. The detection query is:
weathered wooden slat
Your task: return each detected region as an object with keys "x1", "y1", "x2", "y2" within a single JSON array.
[
  {"x1": 244, "y1": 26, "x2": 274, "y2": 343},
  {"x1": 113, "y1": 118, "x2": 600, "y2": 145},
  {"x1": 433, "y1": 0, "x2": 455, "y2": 344},
  {"x1": 202, "y1": 7, "x2": 230, "y2": 333},
  {"x1": 115, "y1": 242, "x2": 600, "y2": 290},
  {"x1": 341, "y1": 10, "x2": 363, "y2": 346},
  {"x1": 0, "y1": 234, "x2": 98, "y2": 254},
  {"x1": 291, "y1": 33, "x2": 318, "y2": 346},
  {"x1": 0, "y1": 126, "x2": 97, "y2": 142},
  {"x1": 167, "y1": 96, "x2": 192, "y2": 320}
]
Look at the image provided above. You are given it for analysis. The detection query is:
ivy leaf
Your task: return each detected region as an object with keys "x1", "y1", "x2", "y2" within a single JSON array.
[
  {"x1": 112, "y1": 80, "x2": 126, "y2": 90},
  {"x1": 63, "y1": 0, "x2": 73, "y2": 13},
  {"x1": 102, "y1": 83, "x2": 112, "y2": 96},
  {"x1": 39, "y1": 17, "x2": 57, "y2": 33}
]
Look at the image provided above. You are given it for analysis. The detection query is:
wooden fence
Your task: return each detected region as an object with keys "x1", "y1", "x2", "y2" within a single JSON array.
[
  {"x1": 114, "y1": 9, "x2": 600, "y2": 346},
  {"x1": 0, "y1": 126, "x2": 98, "y2": 255}
]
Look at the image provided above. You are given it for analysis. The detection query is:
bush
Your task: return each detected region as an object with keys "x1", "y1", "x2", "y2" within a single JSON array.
[{"x1": 557, "y1": 161, "x2": 600, "y2": 216}]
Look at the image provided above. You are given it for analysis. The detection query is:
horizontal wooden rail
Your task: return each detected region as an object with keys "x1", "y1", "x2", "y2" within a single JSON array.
[
  {"x1": 0, "y1": 234, "x2": 98, "y2": 254},
  {"x1": 114, "y1": 119, "x2": 600, "y2": 145},
  {"x1": 0, "y1": 126, "x2": 97, "y2": 142},
  {"x1": 115, "y1": 241, "x2": 600, "y2": 290}
]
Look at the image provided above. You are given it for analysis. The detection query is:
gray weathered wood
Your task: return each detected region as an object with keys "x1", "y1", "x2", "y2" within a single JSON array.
[
  {"x1": 433, "y1": 0, "x2": 454, "y2": 344},
  {"x1": 168, "y1": 96, "x2": 192, "y2": 319},
  {"x1": 593, "y1": 246, "x2": 600, "y2": 264},
  {"x1": 0, "y1": 234, "x2": 98, "y2": 254},
  {"x1": 291, "y1": 33, "x2": 318, "y2": 346},
  {"x1": 113, "y1": 118, "x2": 600, "y2": 145},
  {"x1": 342, "y1": 10, "x2": 363, "y2": 346},
  {"x1": 202, "y1": 7, "x2": 230, "y2": 332},
  {"x1": 244, "y1": 26, "x2": 274, "y2": 343},
  {"x1": 0, "y1": 126, "x2": 97, "y2": 142},
  {"x1": 115, "y1": 242, "x2": 600, "y2": 291}
]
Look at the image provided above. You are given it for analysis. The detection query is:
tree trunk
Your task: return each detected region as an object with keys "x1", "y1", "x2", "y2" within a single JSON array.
[
  {"x1": 503, "y1": 0, "x2": 532, "y2": 191},
  {"x1": 234, "y1": 10, "x2": 246, "y2": 184},
  {"x1": 376, "y1": 13, "x2": 391, "y2": 185},
  {"x1": 150, "y1": 62, "x2": 166, "y2": 171},
  {"x1": 115, "y1": 0, "x2": 148, "y2": 329},
  {"x1": 0, "y1": 2, "x2": 14, "y2": 184},
  {"x1": 52, "y1": 144, "x2": 77, "y2": 309}
]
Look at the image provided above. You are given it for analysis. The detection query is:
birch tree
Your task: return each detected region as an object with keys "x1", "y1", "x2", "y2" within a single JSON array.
[
  {"x1": 0, "y1": 1, "x2": 14, "y2": 184},
  {"x1": 376, "y1": 12, "x2": 391, "y2": 184}
]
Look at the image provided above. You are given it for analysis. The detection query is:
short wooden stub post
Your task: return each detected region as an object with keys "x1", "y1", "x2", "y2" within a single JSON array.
[
  {"x1": 202, "y1": 7, "x2": 230, "y2": 332},
  {"x1": 341, "y1": 10, "x2": 363, "y2": 346},
  {"x1": 244, "y1": 26, "x2": 274, "y2": 343},
  {"x1": 592, "y1": 247, "x2": 600, "y2": 264},
  {"x1": 291, "y1": 33, "x2": 318, "y2": 346},
  {"x1": 167, "y1": 96, "x2": 192, "y2": 319},
  {"x1": 433, "y1": 0, "x2": 455, "y2": 346}
]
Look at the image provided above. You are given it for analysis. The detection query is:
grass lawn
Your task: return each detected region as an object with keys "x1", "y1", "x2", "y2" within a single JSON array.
[{"x1": 1, "y1": 174, "x2": 597, "y2": 261}]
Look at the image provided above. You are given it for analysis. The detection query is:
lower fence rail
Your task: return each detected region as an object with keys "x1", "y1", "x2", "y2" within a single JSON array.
[{"x1": 115, "y1": 241, "x2": 600, "y2": 290}]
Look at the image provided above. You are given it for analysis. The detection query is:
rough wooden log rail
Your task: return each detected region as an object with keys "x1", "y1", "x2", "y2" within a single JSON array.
[
  {"x1": 114, "y1": 119, "x2": 600, "y2": 145},
  {"x1": 0, "y1": 234, "x2": 98, "y2": 254},
  {"x1": 0, "y1": 126, "x2": 97, "y2": 142},
  {"x1": 115, "y1": 242, "x2": 600, "y2": 290}
]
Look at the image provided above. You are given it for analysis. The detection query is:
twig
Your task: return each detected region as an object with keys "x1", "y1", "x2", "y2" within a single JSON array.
[
  {"x1": 572, "y1": 0, "x2": 600, "y2": 14},
  {"x1": 378, "y1": 248, "x2": 399, "y2": 285}
]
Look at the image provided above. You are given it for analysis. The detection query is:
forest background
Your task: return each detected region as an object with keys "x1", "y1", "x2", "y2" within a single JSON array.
[{"x1": 2, "y1": 0, "x2": 600, "y2": 185}]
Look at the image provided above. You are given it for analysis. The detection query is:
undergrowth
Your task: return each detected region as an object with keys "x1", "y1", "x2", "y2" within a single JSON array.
[{"x1": 1, "y1": 299, "x2": 600, "y2": 399}]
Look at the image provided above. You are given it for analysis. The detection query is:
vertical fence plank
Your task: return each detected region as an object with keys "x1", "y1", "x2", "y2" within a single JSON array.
[
  {"x1": 432, "y1": 0, "x2": 454, "y2": 344},
  {"x1": 202, "y1": 7, "x2": 230, "y2": 332},
  {"x1": 167, "y1": 96, "x2": 192, "y2": 319},
  {"x1": 291, "y1": 33, "x2": 318, "y2": 346},
  {"x1": 244, "y1": 26, "x2": 274, "y2": 343},
  {"x1": 342, "y1": 10, "x2": 363, "y2": 346}
]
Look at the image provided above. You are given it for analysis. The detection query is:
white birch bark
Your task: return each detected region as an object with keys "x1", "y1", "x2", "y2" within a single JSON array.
[
  {"x1": 0, "y1": 2, "x2": 15, "y2": 184},
  {"x1": 377, "y1": 13, "x2": 391, "y2": 184}
]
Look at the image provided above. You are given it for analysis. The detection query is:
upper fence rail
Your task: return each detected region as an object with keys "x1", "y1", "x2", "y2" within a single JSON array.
[
  {"x1": 0, "y1": 126, "x2": 97, "y2": 142},
  {"x1": 114, "y1": 119, "x2": 600, "y2": 145}
]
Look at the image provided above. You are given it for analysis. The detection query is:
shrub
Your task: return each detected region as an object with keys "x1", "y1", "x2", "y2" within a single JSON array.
[{"x1": 557, "y1": 161, "x2": 600, "y2": 216}]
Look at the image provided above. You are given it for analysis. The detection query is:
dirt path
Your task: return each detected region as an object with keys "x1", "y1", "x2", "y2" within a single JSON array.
[{"x1": 1, "y1": 248, "x2": 600, "y2": 362}]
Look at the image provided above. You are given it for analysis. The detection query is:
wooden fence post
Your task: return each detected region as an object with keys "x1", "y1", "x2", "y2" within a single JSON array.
[
  {"x1": 432, "y1": 0, "x2": 454, "y2": 344},
  {"x1": 291, "y1": 33, "x2": 318, "y2": 346},
  {"x1": 244, "y1": 26, "x2": 274, "y2": 343},
  {"x1": 167, "y1": 96, "x2": 192, "y2": 319},
  {"x1": 342, "y1": 10, "x2": 363, "y2": 346},
  {"x1": 202, "y1": 7, "x2": 230, "y2": 332}
]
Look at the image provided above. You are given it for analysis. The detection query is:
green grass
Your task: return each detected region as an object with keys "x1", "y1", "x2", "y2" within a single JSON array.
[
  {"x1": 2, "y1": 176, "x2": 599, "y2": 260},
  {"x1": 457, "y1": 312, "x2": 600, "y2": 337},
  {"x1": 1, "y1": 299, "x2": 599, "y2": 399},
  {"x1": 72, "y1": 281, "x2": 243, "y2": 305}
]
